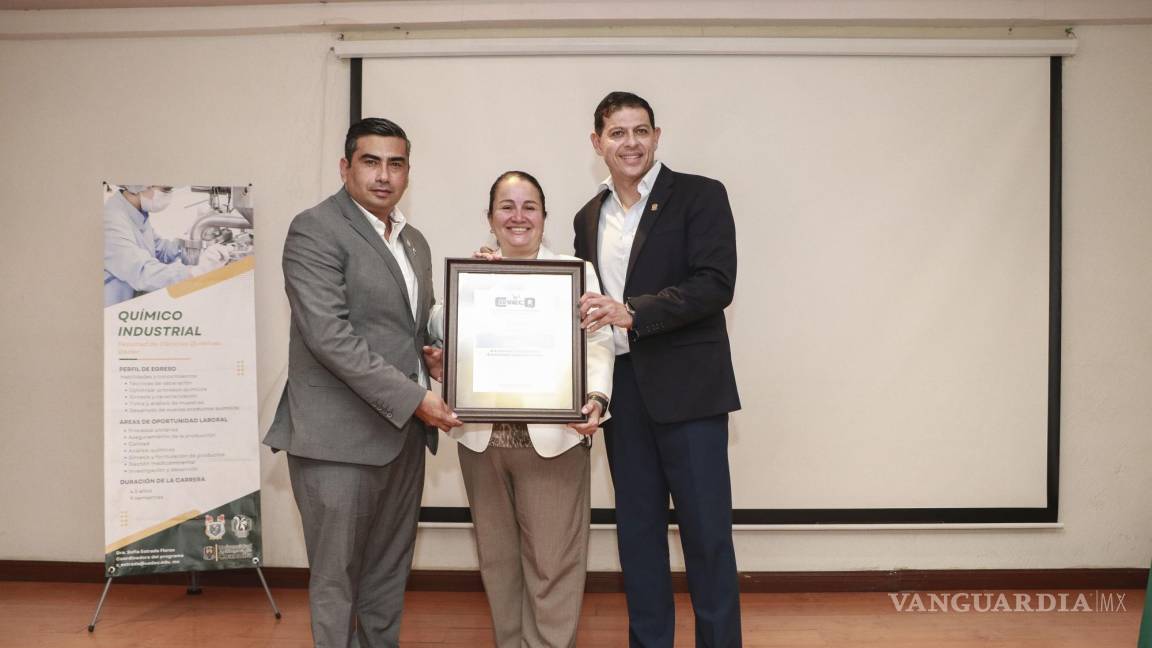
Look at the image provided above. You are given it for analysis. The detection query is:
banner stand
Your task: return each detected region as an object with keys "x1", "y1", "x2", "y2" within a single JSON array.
[
  {"x1": 87, "y1": 558, "x2": 281, "y2": 632},
  {"x1": 98, "y1": 182, "x2": 271, "y2": 632}
]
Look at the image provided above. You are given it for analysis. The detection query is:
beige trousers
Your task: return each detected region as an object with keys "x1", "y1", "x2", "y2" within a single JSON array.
[{"x1": 458, "y1": 443, "x2": 591, "y2": 648}]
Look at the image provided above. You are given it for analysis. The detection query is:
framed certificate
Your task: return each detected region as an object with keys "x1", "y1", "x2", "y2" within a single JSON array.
[{"x1": 443, "y1": 258, "x2": 587, "y2": 423}]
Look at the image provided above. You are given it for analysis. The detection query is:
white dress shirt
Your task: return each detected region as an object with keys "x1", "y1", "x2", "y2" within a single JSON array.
[
  {"x1": 351, "y1": 200, "x2": 428, "y2": 387},
  {"x1": 597, "y1": 160, "x2": 663, "y2": 355}
]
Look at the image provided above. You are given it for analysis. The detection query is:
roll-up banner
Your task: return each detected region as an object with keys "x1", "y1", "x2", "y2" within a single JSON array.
[{"x1": 102, "y1": 184, "x2": 260, "y2": 577}]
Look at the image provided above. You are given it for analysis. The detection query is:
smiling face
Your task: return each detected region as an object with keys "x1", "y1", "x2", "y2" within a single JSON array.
[
  {"x1": 488, "y1": 175, "x2": 545, "y2": 259},
  {"x1": 339, "y1": 134, "x2": 409, "y2": 220},
  {"x1": 591, "y1": 106, "x2": 661, "y2": 187}
]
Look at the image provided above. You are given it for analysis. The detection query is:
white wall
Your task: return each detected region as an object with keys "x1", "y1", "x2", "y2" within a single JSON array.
[
  {"x1": 0, "y1": 17, "x2": 1149, "y2": 571},
  {"x1": 0, "y1": 30, "x2": 348, "y2": 567},
  {"x1": 3, "y1": 1, "x2": 1152, "y2": 38}
]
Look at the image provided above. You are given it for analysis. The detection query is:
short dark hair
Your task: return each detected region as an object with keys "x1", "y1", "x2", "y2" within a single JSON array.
[
  {"x1": 487, "y1": 171, "x2": 547, "y2": 218},
  {"x1": 344, "y1": 117, "x2": 411, "y2": 161},
  {"x1": 593, "y1": 91, "x2": 656, "y2": 134}
]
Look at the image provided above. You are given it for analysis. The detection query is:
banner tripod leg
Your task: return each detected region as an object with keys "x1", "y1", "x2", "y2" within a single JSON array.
[
  {"x1": 254, "y1": 559, "x2": 282, "y2": 619},
  {"x1": 88, "y1": 577, "x2": 114, "y2": 632},
  {"x1": 186, "y1": 570, "x2": 202, "y2": 595}
]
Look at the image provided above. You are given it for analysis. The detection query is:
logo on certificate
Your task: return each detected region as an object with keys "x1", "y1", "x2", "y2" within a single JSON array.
[{"x1": 494, "y1": 295, "x2": 536, "y2": 309}]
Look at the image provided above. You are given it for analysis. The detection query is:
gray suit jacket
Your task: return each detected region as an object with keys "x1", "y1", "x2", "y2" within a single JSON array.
[{"x1": 264, "y1": 187, "x2": 438, "y2": 466}]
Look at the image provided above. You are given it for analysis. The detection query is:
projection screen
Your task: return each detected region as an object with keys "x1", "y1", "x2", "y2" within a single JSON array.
[{"x1": 356, "y1": 51, "x2": 1057, "y2": 525}]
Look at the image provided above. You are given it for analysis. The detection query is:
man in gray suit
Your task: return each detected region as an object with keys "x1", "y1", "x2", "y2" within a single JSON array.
[{"x1": 264, "y1": 117, "x2": 461, "y2": 648}]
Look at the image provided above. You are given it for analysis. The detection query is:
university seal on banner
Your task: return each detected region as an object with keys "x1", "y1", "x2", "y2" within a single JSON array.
[
  {"x1": 204, "y1": 514, "x2": 226, "y2": 540},
  {"x1": 231, "y1": 514, "x2": 252, "y2": 539}
]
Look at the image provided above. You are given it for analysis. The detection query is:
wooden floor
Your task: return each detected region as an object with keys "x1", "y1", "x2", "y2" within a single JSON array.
[{"x1": 0, "y1": 582, "x2": 1142, "y2": 647}]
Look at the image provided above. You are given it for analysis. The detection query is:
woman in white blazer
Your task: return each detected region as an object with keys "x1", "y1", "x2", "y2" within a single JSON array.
[{"x1": 432, "y1": 171, "x2": 613, "y2": 648}]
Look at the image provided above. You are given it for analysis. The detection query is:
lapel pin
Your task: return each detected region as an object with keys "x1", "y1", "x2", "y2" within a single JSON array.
[{"x1": 650, "y1": 203, "x2": 659, "y2": 211}]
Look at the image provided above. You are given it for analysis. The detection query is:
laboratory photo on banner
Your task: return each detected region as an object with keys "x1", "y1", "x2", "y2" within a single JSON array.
[
  {"x1": 102, "y1": 184, "x2": 254, "y2": 307},
  {"x1": 101, "y1": 183, "x2": 262, "y2": 577}
]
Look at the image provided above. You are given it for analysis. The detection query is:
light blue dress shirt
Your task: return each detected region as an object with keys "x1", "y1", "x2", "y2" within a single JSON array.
[{"x1": 103, "y1": 190, "x2": 190, "y2": 306}]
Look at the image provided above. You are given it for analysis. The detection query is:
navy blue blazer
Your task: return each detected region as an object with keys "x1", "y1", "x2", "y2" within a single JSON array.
[{"x1": 574, "y1": 165, "x2": 741, "y2": 424}]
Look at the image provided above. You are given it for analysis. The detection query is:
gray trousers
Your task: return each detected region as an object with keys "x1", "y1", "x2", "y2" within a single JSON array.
[
  {"x1": 288, "y1": 426, "x2": 426, "y2": 648},
  {"x1": 458, "y1": 443, "x2": 591, "y2": 648}
]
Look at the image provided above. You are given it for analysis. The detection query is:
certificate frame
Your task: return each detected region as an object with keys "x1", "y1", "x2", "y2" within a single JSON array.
[{"x1": 443, "y1": 258, "x2": 587, "y2": 423}]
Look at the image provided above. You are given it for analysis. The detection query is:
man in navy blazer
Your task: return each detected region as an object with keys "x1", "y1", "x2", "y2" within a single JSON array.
[{"x1": 576, "y1": 92, "x2": 742, "y2": 647}]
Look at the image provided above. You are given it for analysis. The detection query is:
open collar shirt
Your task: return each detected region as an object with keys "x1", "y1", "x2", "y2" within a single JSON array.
[
  {"x1": 597, "y1": 160, "x2": 663, "y2": 355},
  {"x1": 351, "y1": 199, "x2": 428, "y2": 387}
]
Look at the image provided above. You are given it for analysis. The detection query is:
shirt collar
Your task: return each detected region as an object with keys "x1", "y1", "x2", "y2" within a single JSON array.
[
  {"x1": 600, "y1": 160, "x2": 663, "y2": 200},
  {"x1": 350, "y1": 198, "x2": 406, "y2": 242},
  {"x1": 498, "y1": 244, "x2": 554, "y2": 260}
]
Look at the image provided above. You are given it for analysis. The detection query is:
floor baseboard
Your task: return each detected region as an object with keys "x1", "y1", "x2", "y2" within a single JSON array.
[{"x1": 0, "y1": 561, "x2": 1145, "y2": 592}]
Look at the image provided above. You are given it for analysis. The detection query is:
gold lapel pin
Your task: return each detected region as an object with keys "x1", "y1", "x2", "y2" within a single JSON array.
[{"x1": 650, "y1": 203, "x2": 659, "y2": 211}]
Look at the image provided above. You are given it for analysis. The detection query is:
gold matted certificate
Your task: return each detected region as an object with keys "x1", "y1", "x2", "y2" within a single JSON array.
[{"x1": 443, "y1": 258, "x2": 587, "y2": 423}]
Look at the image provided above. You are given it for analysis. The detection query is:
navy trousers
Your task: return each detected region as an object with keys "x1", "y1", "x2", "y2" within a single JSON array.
[{"x1": 604, "y1": 355, "x2": 742, "y2": 648}]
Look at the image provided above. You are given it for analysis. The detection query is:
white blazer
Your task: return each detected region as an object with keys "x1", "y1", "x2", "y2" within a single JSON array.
[{"x1": 436, "y1": 246, "x2": 615, "y2": 458}]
